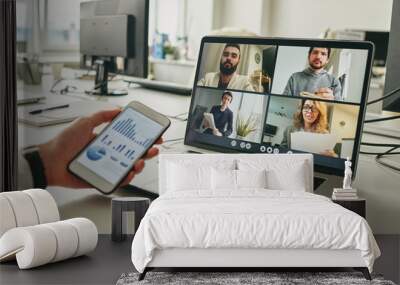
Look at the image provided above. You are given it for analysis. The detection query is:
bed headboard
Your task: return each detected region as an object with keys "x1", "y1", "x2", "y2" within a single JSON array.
[{"x1": 158, "y1": 154, "x2": 314, "y2": 195}]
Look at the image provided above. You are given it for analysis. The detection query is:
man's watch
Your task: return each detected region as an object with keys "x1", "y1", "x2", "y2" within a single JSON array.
[{"x1": 23, "y1": 146, "x2": 48, "y2": 188}]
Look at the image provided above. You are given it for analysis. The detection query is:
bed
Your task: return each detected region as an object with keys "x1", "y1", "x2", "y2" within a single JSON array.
[{"x1": 131, "y1": 154, "x2": 380, "y2": 280}]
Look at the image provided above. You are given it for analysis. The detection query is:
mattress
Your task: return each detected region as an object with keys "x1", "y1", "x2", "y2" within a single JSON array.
[{"x1": 131, "y1": 190, "x2": 380, "y2": 273}]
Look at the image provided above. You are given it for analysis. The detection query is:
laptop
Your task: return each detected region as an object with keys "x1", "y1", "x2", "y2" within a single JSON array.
[
  {"x1": 182, "y1": 36, "x2": 374, "y2": 176},
  {"x1": 291, "y1": 132, "x2": 337, "y2": 154}
]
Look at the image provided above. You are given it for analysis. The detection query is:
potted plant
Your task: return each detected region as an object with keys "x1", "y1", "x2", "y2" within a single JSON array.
[
  {"x1": 163, "y1": 44, "x2": 176, "y2": 60},
  {"x1": 236, "y1": 114, "x2": 258, "y2": 139}
]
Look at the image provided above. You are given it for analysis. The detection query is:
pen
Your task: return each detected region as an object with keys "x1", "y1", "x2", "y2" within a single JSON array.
[{"x1": 29, "y1": 104, "x2": 70, "y2": 115}]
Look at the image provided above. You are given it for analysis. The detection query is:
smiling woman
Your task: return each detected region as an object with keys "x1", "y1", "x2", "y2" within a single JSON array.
[
  {"x1": 295, "y1": 99, "x2": 329, "y2": 133},
  {"x1": 280, "y1": 98, "x2": 340, "y2": 157},
  {"x1": 280, "y1": 99, "x2": 329, "y2": 148},
  {"x1": 0, "y1": 0, "x2": 18, "y2": 192}
]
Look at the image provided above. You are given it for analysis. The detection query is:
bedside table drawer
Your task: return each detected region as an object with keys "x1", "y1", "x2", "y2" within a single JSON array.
[{"x1": 332, "y1": 199, "x2": 366, "y2": 218}]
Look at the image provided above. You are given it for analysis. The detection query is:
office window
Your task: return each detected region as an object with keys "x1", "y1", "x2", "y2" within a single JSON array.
[
  {"x1": 149, "y1": 0, "x2": 182, "y2": 45},
  {"x1": 149, "y1": 0, "x2": 214, "y2": 60},
  {"x1": 42, "y1": 0, "x2": 84, "y2": 52},
  {"x1": 16, "y1": 0, "x2": 32, "y2": 43},
  {"x1": 16, "y1": 0, "x2": 35, "y2": 53},
  {"x1": 17, "y1": 0, "x2": 214, "y2": 59}
]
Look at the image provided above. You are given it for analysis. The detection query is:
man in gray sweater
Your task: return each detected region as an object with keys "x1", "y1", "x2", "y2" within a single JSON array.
[{"x1": 283, "y1": 47, "x2": 342, "y2": 101}]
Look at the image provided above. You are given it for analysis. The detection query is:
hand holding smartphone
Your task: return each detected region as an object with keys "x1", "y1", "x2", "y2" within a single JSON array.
[{"x1": 68, "y1": 101, "x2": 170, "y2": 194}]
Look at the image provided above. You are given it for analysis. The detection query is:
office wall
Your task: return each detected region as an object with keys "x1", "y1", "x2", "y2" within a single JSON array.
[
  {"x1": 192, "y1": 88, "x2": 224, "y2": 111},
  {"x1": 270, "y1": 46, "x2": 308, "y2": 94},
  {"x1": 264, "y1": 96, "x2": 298, "y2": 145},
  {"x1": 330, "y1": 104, "x2": 359, "y2": 140},
  {"x1": 213, "y1": 0, "x2": 265, "y2": 35},
  {"x1": 341, "y1": 49, "x2": 368, "y2": 102},
  {"x1": 186, "y1": 0, "x2": 214, "y2": 58},
  {"x1": 267, "y1": 0, "x2": 393, "y2": 37},
  {"x1": 214, "y1": 0, "x2": 392, "y2": 38}
]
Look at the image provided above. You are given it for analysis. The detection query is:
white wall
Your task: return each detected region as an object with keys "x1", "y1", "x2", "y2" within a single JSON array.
[
  {"x1": 236, "y1": 93, "x2": 268, "y2": 142},
  {"x1": 267, "y1": 0, "x2": 393, "y2": 37},
  {"x1": 213, "y1": 0, "x2": 265, "y2": 35},
  {"x1": 330, "y1": 104, "x2": 359, "y2": 140},
  {"x1": 345, "y1": 49, "x2": 369, "y2": 102},
  {"x1": 271, "y1": 46, "x2": 308, "y2": 94},
  {"x1": 264, "y1": 96, "x2": 299, "y2": 145},
  {"x1": 186, "y1": 0, "x2": 214, "y2": 58},
  {"x1": 214, "y1": 0, "x2": 392, "y2": 37}
]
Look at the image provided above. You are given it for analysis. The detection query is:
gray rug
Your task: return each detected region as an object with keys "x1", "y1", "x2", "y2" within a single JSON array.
[{"x1": 116, "y1": 271, "x2": 396, "y2": 285}]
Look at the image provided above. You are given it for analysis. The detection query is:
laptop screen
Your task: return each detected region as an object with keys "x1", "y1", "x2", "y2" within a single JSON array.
[{"x1": 185, "y1": 37, "x2": 374, "y2": 176}]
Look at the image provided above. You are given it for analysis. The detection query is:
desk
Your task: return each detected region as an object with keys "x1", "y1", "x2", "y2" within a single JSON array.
[{"x1": 17, "y1": 70, "x2": 400, "y2": 235}]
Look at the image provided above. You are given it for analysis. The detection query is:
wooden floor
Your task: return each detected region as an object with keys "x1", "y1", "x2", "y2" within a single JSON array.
[{"x1": 0, "y1": 235, "x2": 398, "y2": 285}]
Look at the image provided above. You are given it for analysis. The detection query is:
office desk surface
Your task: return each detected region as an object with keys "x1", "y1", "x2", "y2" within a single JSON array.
[
  {"x1": 18, "y1": 76, "x2": 191, "y2": 148},
  {"x1": 0, "y1": 235, "x2": 133, "y2": 285}
]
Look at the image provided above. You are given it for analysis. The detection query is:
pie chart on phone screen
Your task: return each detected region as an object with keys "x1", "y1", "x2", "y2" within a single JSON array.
[{"x1": 86, "y1": 146, "x2": 106, "y2": 161}]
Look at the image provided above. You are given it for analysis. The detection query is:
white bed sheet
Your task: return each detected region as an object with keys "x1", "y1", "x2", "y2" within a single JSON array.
[{"x1": 131, "y1": 190, "x2": 380, "y2": 273}]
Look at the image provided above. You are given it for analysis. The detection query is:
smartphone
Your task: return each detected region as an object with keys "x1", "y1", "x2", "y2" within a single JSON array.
[{"x1": 68, "y1": 101, "x2": 170, "y2": 194}]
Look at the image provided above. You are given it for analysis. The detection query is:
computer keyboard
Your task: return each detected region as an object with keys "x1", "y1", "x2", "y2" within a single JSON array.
[{"x1": 124, "y1": 78, "x2": 192, "y2": 96}]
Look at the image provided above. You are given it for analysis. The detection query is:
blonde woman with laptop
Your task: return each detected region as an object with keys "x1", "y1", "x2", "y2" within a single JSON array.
[{"x1": 281, "y1": 99, "x2": 338, "y2": 157}]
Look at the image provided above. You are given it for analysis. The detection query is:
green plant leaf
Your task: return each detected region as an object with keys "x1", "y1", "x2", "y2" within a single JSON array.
[{"x1": 236, "y1": 114, "x2": 258, "y2": 137}]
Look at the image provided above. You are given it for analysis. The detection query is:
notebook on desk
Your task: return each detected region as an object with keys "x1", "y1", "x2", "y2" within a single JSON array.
[{"x1": 18, "y1": 99, "x2": 117, "y2": 127}]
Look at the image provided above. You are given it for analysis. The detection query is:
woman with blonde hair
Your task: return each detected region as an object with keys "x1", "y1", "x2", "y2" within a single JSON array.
[{"x1": 281, "y1": 99, "x2": 337, "y2": 157}]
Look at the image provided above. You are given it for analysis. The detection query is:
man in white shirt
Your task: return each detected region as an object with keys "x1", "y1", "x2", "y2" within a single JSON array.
[
  {"x1": 19, "y1": 109, "x2": 161, "y2": 190},
  {"x1": 197, "y1": 44, "x2": 254, "y2": 91}
]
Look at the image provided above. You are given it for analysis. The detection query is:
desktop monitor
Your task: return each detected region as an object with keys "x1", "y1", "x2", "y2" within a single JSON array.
[
  {"x1": 185, "y1": 37, "x2": 374, "y2": 177},
  {"x1": 342, "y1": 30, "x2": 389, "y2": 68},
  {"x1": 383, "y1": 0, "x2": 400, "y2": 112},
  {"x1": 363, "y1": 31, "x2": 389, "y2": 67},
  {"x1": 80, "y1": 0, "x2": 149, "y2": 95}
]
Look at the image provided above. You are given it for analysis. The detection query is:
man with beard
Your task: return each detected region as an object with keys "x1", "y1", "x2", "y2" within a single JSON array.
[
  {"x1": 283, "y1": 47, "x2": 342, "y2": 101},
  {"x1": 198, "y1": 44, "x2": 254, "y2": 91}
]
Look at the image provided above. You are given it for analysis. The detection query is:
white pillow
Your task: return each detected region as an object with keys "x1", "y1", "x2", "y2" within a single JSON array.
[
  {"x1": 237, "y1": 157, "x2": 310, "y2": 191},
  {"x1": 266, "y1": 162, "x2": 308, "y2": 191},
  {"x1": 211, "y1": 169, "x2": 267, "y2": 190},
  {"x1": 212, "y1": 168, "x2": 237, "y2": 190},
  {"x1": 166, "y1": 162, "x2": 212, "y2": 191},
  {"x1": 236, "y1": 169, "x2": 267, "y2": 189}
]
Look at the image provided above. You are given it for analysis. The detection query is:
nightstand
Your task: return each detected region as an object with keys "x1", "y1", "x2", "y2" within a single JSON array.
[
  {"x1": 332, "y1": 198, "x2": 366, "y2": 218},
  {"x1": 111, "y1": 197, "x2": 150, "y2": 242}
]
